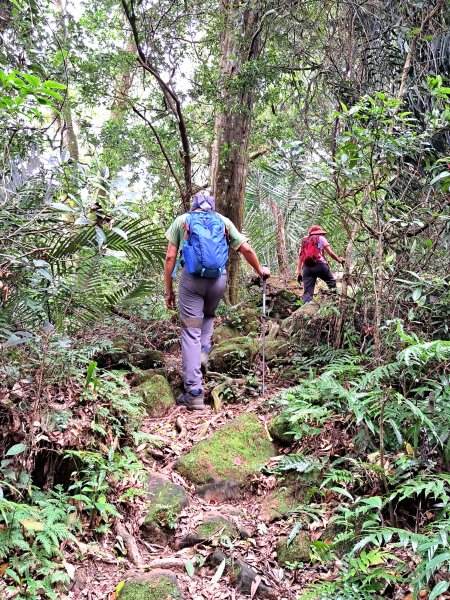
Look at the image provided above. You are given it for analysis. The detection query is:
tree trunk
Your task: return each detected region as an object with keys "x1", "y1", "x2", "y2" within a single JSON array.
[
  {"x1": 334, "y1": 218, "x2": 357, "y2": 347},
  {"x1": 211, "y1": 0, "x2": 261, "y2": 304},
  {"x1": 269, "y1": 199, "x2": 290, "y2": 279},
  {"x1": 54, "y1": 0, "x2": 79, "y2": 162},
  {"x1": 110, "y1": 37, "x2": 135, "y2": 121}
]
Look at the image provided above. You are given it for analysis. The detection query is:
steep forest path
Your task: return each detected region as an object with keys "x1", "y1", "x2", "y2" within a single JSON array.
[{"x1": 69, "y1": 278, "x2": 329, "y2": 600}]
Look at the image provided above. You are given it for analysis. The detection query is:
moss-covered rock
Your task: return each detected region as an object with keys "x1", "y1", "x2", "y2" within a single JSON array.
[
  {"x1": 111, "y1": 336, "x2": 132, "y2": 352},
  {"x1": 179, "y1": 515, "x2": 240, "y2": 548},
  {"x1": 132, "y1": 348, "x2": 165, "y2": 369},
  {"x1": 281, "y1": 302, "x2": 323, "y2": 338},
  {"x1": 117, "y1": 571, "x2": 182, "y2": 600},
  {"x1": 196, "y1": 515, "x2": 238, "y2": 539},
  {"x1": 212, "y1": 324, "x2": 241, "y2": 344},
  {"x1": 269, "y1": 412, "x2": 295, "y2": 446},
  {"x1": 261, "y1": 472, "x2": 321, "y2": 522},
  {"x1": 276, "y1": 531, "x2": 311, "y2": 566},
  {"x1": 135, "y1": 374, "x2": 174, "y2": 417},
  {"x1": 133, "y1": 368, "x2": 165, "y2": 386},
  {"x1": 247, "y1": 276, "x2": 302, "y2": 320},
  {"x1": 94, "y1": 348, "x2": 130, "y2": 370},
  {"x1": 226, "y1": 307, "x2": 261, "y2": 334},
  {"x1": 209, "y1": 336, "x2": 259, "y2": 374},
  {"x1": 264, "y1": 340, "x2": 292, "y2": 366},
  {"x1": 260, "y1": 487, "x2": 299, "y2": 522},
  {"x1": 144, "y1": 473, "x2": 189, "y2": 529},
  {"x1": 176, "y1": 413, "x2": 276, "y2": 486}
]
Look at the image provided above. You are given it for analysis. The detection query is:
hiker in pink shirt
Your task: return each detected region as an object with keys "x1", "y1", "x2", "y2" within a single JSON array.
[{"x1": 296, "y1": 225, "x2": 345, "y2": 303}]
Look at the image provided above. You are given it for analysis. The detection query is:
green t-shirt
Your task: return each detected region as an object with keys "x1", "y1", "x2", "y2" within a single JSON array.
[{"x1": 165, "y1": 212, "x2": 247, "y2": 251}]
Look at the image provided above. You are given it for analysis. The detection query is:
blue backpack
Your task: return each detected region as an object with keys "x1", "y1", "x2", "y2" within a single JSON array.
[{"x1": 177, "y1": 211, "x2": 229, "y2": 278}]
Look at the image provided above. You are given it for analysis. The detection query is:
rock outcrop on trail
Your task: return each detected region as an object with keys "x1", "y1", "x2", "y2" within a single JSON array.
[
  {"x1": 136, "y1": 374, "x2": 175, "y2": 417},
  {"x1": 176, "y1": 412, "x2": 276, "y2": 486},
  {"x1": 117, "y1": 570, "x2": 183, "y2": 599}
]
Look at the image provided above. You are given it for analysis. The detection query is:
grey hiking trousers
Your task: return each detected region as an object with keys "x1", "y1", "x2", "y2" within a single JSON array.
[{"x1": 178, "y1": 268, "x2": 227, "y2": 394}]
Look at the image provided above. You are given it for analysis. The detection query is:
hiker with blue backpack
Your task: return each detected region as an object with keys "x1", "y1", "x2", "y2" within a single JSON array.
[
  {"x1": 164, "y1": 194, "x2": 270, "y2": 411},
  {"x1": 296, "y1": 225, "x2": 345, "y2": 303}
]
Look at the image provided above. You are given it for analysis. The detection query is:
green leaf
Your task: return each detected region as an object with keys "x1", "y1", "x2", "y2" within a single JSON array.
[
  {"x1": 211, "y1": 558, "x2": 226, "y2": 584},
  {"x1": 111, "y1": 226, "x2": 128, "y2": 240},
  {"x1": 329, "y1": 486, "x2": 354, "y2": 501},
  {"x1": 185, "y1": 558, "x2": 195, "y2": 577},
  {"x1": 74, "y1": 216, "x2": 95, "y2": 225},
  {"x1": 20, "y1": 518, "x2": 45, "y2": 531},
  {"x1": 425, "y1": 552, "x2": 450, "y2": 575},
  {"x1": 95, "y1": 226, "x2": 106, "y2": 248},
  {"x1": 115, "y1": 581, "x2": 125, "y2": 595},
  {"x1": 21, "y1": 72, "x2": 41, "y2": 87},
  {"x1": 6, "y1": 443, "x2": 27, "y2": 456},
  {"x1": 429, "y1": 171, "x2": 450, "y2": 186},
  {"x1": 430, "y1": 581, "x2": 450, "y2": 600},
  {"x1": 39, "y1": 88, "x2": 63, "y2": 100},
  {"x1": 42, "y1": 80, "x2": 66, "y2": 90},
  {"x1": 412, "y1": 288, "x2": 422, "y2": 302},
  {"x1": 104, "y1": 248, "x2": 127, "y2": 261},
  {"x1": 72, "y1": 494, "x2": 93, "y2": 504},
  {"x1": 287, "y1": 522, "x2": 302, "y2": 546},
  {"x1": 37, "y1": 268, "x2": 53, "y2": 282},
  {"x1": 49, "y1": 202, "x2": 75, "y2": 212}
]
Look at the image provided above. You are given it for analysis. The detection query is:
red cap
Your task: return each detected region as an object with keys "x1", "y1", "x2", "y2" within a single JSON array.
[{"x1": 308, "y1": 225, "x2": 326, "y2": 235}]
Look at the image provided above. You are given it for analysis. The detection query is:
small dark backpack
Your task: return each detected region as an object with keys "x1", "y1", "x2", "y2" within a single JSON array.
[{"x1": 302, "y1": 235, "x2": 323, "y2": 267}]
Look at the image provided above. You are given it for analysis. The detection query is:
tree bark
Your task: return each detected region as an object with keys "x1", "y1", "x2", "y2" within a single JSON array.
[
  {"x1": 211, "y1": 0, "x2": 262, "y2": 304},
  {"x1": 269, "y1": 199, "x2": 290, "y2": 279},
  {"x1": 110, "y1": 38, "x2": 135, "y2": 121},
  {"x1": 54, "y1": 0, "x2": 79, "y2": 162}
]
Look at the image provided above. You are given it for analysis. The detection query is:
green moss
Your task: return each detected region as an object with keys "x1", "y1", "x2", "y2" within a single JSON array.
[
  {"x1": 269, "y1": 412, "x2": 295, "y2": 445},
  {"x1": 135, "y1": 374, "x2": 174, "y2": 417},
  {"x1": 176, "y1": 413, "x2": 276, "y2": 486},
  {"x1": 145, "y1": 483, "x2": 186, "y2": 529},
  {"x1": 112, "y1": 337, "x2": 132, "y2": 352},
  {"x1": 118, "y1": 576, "x2": 181, "y2": 600},
  {"x1": 276, "y1": 532, "x2": 311, "y2": 566},
  {"x1": 209, "y1": 336, "x2": 259, "y2": 374},
  {"x1": 323, "y1": 523, "x2": 354, "y2": 557},
  {"x1": 212, "y1": 324, "x2": 241, "y2": 344},
  {"x1": 265, "y1": 340, "x2": 291, "y2": 363},
  {"x1": 133, "y1": 368, "x2": 165, "y2": 385},
  {"x1": 226, "y1": 307, "x2": 260, "y2": 334},
  {"x1": 261, "y1": 487, "x2": 299, "y2": 521},
  {"x1": 262, "y1": 473, "x2": 321, "y2": 522},
  {"x1": 196, "y1": 516, "x2": 238, "y2": 539},
  {"x1": 133, "y1": 349, "x2": 165, "y2": 369}
]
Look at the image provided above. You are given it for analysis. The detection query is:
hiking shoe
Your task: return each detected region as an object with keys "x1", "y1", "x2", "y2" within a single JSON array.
[
  {"x1": 200, "y1": 350, "x2": 209, "y2": 375},
  {"x1": 176, "y1": 391, "x2": 205, "y2": 411}
]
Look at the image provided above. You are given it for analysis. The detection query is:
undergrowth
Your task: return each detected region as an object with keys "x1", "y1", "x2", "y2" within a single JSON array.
[{"x1": 274, "y1": 330, "x2": 450, "y2": 599}]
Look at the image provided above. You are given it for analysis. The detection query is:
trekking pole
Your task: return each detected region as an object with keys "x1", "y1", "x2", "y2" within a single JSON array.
[{"x1": 261, "y1": 267, "x2": 268, "y2": 396}]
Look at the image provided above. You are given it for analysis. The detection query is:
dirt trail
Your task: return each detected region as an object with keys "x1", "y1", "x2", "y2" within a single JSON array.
[
  {"x1": 69, "y1": 367, "x2": 313, "y2": 599},
  {"x1": 67, "y1": 282, "x2": 323, "y2": 599}
]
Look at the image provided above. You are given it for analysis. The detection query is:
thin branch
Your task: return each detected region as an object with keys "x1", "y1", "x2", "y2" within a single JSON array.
[
  {"x1": 396, "y1": 0, "x2": 445, "y2": 102},
  {"x1": 120, "y1": 0, "x2": 192, "y2": 209},
  {"x1": 129, "y1": 103, "x2": 183, "y2": 197}
]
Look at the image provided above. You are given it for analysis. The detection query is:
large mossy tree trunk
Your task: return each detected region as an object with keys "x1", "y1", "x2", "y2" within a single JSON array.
[{"x1": 211, "y1": 0, "x2": 262, "y2": 304}]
